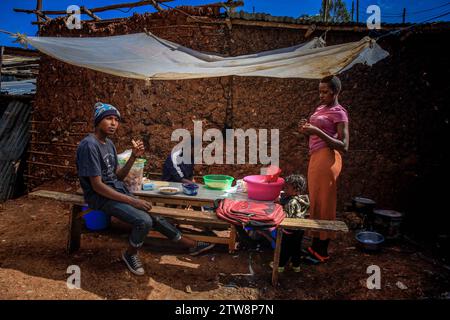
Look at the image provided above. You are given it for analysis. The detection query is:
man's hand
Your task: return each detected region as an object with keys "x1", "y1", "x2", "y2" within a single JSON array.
[
  {"x1": 131, "y1": 139, "x2": 145, "y2": 158},
  {"x1": 130, "y1": 197, "x2": 152, "y2": 212}
]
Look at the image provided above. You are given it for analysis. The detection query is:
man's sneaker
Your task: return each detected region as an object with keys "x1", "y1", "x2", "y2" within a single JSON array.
[
  {"x1": 122, "y1": 251, "x2": 145, "y2": 276},
  {"x1": 292, "y1": 265, "x2": 301, "y2": 273},
  {"x1": 189, "y1": 241, "x2": 215, "y2": 256}
]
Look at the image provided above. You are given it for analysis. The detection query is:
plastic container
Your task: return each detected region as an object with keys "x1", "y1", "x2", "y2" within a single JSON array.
[
  {"x1": 182, "y1": 183, "x2": 199, "y2": 196},
  {"x1": 203, "y1": 175, "x2": 234, "y2": 190},
  {"x1": 373, "y1": 209, "x2": 403, "y2": 240},
  {"x1": 119, "y1": 158, "x2": 146, "y2": 193},
  {"x1": 262, "y1": 165, "x2": 282, "y2": 183},
  {"x1": 355, "y1": 231, "x2": 384, "y2": 252},
  {"x1": 142, "y1": 182, "x2": 155, "y2": 191},
  {"x1": 82, "y1": 206, "x2": 111, "y2": 231},
  {"x1": 243, "y1": 175, "x2": 285, "y2": 201}
]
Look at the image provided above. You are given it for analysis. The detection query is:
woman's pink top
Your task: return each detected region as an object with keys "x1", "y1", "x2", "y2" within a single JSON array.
[{"x1": 308, "y1": 104, "x2": 349, "y2": 154}]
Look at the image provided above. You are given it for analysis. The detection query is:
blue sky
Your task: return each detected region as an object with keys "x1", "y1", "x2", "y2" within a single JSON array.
[{"x1": 1, "y1": 0, "x2": 449, "y2": 47}]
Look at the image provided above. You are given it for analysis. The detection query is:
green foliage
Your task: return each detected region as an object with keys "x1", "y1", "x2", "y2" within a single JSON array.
[{"x1": 319, "y1": 0, "x2": 351, "y2": 23}]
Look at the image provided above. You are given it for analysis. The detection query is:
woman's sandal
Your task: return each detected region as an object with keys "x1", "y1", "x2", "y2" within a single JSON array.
[{"x1": 307, "y1": 247, "x2": 330, "y2": 263}]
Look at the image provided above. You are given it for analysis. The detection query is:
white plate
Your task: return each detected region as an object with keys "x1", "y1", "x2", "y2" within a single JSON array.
[{"x1": 158, "y1": 187, "x2": 180, "y2": 195}]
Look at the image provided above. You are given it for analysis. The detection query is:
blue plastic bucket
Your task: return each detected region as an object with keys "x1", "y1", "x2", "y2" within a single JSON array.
[{"x1": 82, "y1": 206, "x2": 111, "y2": 231}]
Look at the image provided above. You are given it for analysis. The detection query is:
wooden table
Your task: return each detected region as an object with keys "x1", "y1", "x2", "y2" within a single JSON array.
[
  {"x1": 134, "y1": 181, "x2": 249, "y2": 207},
  {"x1": 136, "y1": 182, "x2": 252, "y2": 252},
  {"x1": 77, "y1": 181, "x2": 249, "y2": 252}
]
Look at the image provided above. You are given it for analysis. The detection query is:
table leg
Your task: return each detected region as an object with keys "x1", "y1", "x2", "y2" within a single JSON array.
[
  {"x1": 271, "y1": 227, "x2": 283, "y2": 286},
  {"x1": 67, "y1": 205, "x2": 84, "y2": 254},
  {"x1": 229, "y1": 225, "x2": 237, "y2": 253}
]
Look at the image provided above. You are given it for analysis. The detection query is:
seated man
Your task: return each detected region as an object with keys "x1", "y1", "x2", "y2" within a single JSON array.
[
  {"x1": 76, "y1": 102, "x2": 214, "y2": 276},
  {"x1": 161, "y1": 140, "x2": 195, "y2": 184}
]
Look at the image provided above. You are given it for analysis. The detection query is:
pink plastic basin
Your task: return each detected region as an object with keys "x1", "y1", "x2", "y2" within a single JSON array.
[{"x1": 243, "y1": 175, "x2": 285, "y2": 201}]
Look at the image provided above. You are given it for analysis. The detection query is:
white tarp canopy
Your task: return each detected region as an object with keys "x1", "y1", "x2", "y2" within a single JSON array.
[{"x1": 23, "y1": 32, "x2": 389, "y2": 80}]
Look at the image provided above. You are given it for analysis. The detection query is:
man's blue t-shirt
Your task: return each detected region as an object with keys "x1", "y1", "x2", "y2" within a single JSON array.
[{"x1": 76, "y1": 134, "x2": 130, "y2": 210}]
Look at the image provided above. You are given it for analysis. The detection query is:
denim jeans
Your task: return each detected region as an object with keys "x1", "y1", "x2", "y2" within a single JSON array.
[{"x1": 100, "y1": 199, "x2": 182, "y2": 248}]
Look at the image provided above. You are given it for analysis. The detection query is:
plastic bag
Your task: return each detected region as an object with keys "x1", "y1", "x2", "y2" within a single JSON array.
[
  {"x1": 117, "y1": 149, "x2": 146, "y2": 192},
  {"x1": 236, "y1": 179, "x2": 247, "y2": 193},
  {"x1": 117, "y1": 149, "x2": 132, "y2": 165}
]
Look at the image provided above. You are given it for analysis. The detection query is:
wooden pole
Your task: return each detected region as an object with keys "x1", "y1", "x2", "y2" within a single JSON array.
[
  {"x1": 0, "y1": 46, "x2": 4, "y2": 94},
  {"x1": 26, "y1": 160, "x2": 76, "y2": 170},
  {"x1": 67, "y1": 205, "x2": 83, "y2": 254},
  {"x1": 402, "y1": 8, "x2": 406, "y2": 24},
  {"x1": 150, "y1": 0, "x2": 163, "y2": 12},
  {"x1": 356, "y1": 0, "x2": 359, "y2": 23},
  {"x1": 80, "y1": 6, "x2": 101, "y2": 21},
  {"x1": 36, "y1": 0, "x2": 42, "y2": 33},
  {"x1": 323, "y1": 0, "x2": 329, "y2": 22},
  {"x1": 271, "y1": 227, "x2": 283, "y2": 286},
  {"x1": 351, "y1": 1, "x2": 354, "y2": 22},
  {"x1": 15, "y1": 0, "x2": 174, "y2": 15}
]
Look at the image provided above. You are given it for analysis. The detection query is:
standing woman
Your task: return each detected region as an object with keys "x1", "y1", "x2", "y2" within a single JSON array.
[{"x1": 299, "y1": 75, "x2": 349, "y2": 262}]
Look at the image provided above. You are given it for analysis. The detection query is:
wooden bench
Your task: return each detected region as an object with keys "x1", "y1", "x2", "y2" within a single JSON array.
[
  {"x1": 29, "y1": 190, "x2": 237, "y2": 253},
  {"x1": 29, "y1": 190, "x2": 348, "y2": 286}
]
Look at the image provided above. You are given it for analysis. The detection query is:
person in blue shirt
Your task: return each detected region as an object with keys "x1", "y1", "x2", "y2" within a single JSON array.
[
  {"x1": 76, "y1": 102, "x2": 214, "y2": 276},
  {"x1": 161, "y1": 140, "x2": 195, "y2": 184}
]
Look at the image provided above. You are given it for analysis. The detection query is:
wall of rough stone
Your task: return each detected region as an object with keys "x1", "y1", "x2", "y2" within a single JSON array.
[{"x1": 30, "y1": 10, "x2": 450, "y2": 235}]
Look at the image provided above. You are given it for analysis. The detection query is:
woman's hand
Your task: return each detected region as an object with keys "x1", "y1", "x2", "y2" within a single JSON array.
[
  {"x1": 131, "y1": 139, "x2": 145, "y2": 158},
  {"x1": 301, "y1": 123, "x2": 320, "y2": 136},
  {"x1": 298, "y1": 119, "x2": 308, "y2": 135},
  {"x1": 298, "y1": 119, "x2": 319, "y2": 136}
]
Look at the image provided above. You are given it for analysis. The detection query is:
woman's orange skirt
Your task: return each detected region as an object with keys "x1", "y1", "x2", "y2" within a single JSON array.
[{"x1": 307, "y1": 147, "x2": 342, "y2": 240}]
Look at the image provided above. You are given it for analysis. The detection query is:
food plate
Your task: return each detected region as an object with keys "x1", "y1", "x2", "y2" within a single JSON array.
[{"x1": 158, "y1": 187, "x2": 180, "y2": 195}]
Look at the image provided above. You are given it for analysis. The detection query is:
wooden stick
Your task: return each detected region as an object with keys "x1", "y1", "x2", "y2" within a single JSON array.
[
  {"x1": 30, "y1": 141, "x2": 78, "y2": 148},
  {"x1": 36, "y1": 10, "x2": 51, "y2": 21},
  {"x1": 15, "y1": 1, "x2": 174, "y2": 15},
  {"x1": 271, "y1": 227, "x2": 283, "y2": 286},
  {"x1": 3, "y1": 46, "x2": 39, "y2": 56},
  {"x1": 68, "y1": 132, "x2": 89, "y2": 136},
  {"x1": 27, "y1": 160, "x2": 76, "y2": 169},
  {"x1": 36, "y1": 0, "x2": 42, "y2": 33},
  {"x1": 0, "y1": 46, "x2": 4, "y2": 93},
  {"x1": 150, "y1": 0, "x2": 163, "y2": 12},
  {"x1": 23, "y1": 174, "x2": 53, "y2": 180},
  {"x1": 229, "y1": 225, "x2": 237, "y2": 253},
  {"x1": 80, "y1": 6, "x2": 101, "y2": 21},
  {"x1": 67, "y1": 205, "x2": 83, "y2": 254},
  {"x1": 148, "y1": 230, "x2": 230, "y2": 245},
  {"x1": 2, "y1": 61, "x2": 40, "y2": 68},
  {"x1": 28, "y1": 150, "x2": 74, "y2": 158}
]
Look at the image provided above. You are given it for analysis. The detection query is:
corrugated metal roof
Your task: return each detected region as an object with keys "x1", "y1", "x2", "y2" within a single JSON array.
[
  {"x1": 0, "y1": 100, "x2": 31, "y2": 201},
  {"x1": 0, "y1": 79, "x2": 36, "y2": 95},
  {"x1": 228, "y1": 11, "x2": 415, "y2": 27}
]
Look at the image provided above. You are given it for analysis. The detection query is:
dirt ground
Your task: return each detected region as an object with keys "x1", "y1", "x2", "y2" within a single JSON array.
[{"x1": 1, "y1": 180, "x2": 449, "y2": 300}]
